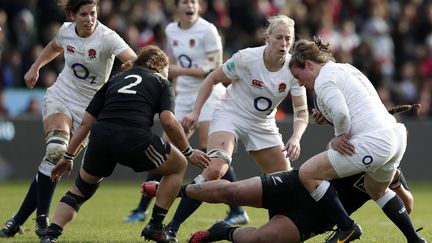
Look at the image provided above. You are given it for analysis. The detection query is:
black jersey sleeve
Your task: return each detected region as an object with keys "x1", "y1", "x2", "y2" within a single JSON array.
[
  {"x1": 159, "y1": 79, "x2": 175, "y2": 114},
  {"x1": 86, "y1": 82, "x2": 109, "y2": 118}
]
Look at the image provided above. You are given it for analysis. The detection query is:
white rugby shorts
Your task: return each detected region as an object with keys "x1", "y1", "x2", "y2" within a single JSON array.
[
  {"x1": 328, "y1": 123, "x2": 407, "y2": 182},
  {"x1": 209, "y1": 108, "x2": 284, "y2": 152},
  {"x1": 43, "y1": 82, "x2": 90, "y2": 140}
]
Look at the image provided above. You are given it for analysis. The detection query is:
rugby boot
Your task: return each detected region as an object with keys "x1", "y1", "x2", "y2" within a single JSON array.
[
  {"x1": 325, "y1": 221, "x2": 362, "y2": 243},
  {"x1": 140, "y1": 181, "x2": 159, "y2": 197},
  {"x1": 141, "y1": 223, "x2": 178, "y2": 243},
  {"x1": 166, "y1": 222, "x2": 178, "y2": 240},
  {"x1": 0, "y1": 217, "x2": 23, "y2": 238},
  {"x1": 40, "y1": 235, "x2": 58, "y2": 243},
  {"x1": 123, "y1": 209, "x2": 148, "y2": 222},
  {"x1": 224, "y1": 211, "x2": 249, "y2": 225},
  {"x1": 188, "y1": 221, "x2": 236, "y2": 243},
  {"x1": 35, "y1": 215, "x2": 49, "y2": 238}
]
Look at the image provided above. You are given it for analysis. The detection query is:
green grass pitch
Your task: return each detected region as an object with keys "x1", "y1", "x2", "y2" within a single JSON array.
[{"x1": 0, "y1": 179, "x2": 430, "y2": 242}]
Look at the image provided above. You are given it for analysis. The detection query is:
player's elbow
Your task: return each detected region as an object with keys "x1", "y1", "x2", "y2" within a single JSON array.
[{"x1": 160, "y1": 111, "x2": 179, "y2": 131}]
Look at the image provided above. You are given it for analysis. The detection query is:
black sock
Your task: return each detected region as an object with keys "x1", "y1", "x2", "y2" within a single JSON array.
[
  {"x1": 228, "y1": 227, "x2": 238, "y2": 242},
  {"x1": 177, "y1": 185, "x2": 188, "y2": 198},
  {"x1": 207, "y1": 223, "x2": 237, "y2": 241},
  {"x1": 46, "y1": 223, "x2": 63, "y2": 238},
  {"x1": 138, "y1": 174, "x2": 163, "y2": 211},
  {"x1": 317, "y1": 184, "x2": 353, "y2": 231},
  {"x1": 382, "y1": 195, "x2": 421, "y2": 242},
  {"x1": 149, "y1": 205, "x2": 168, "y2": 230},
  {"x1": 37, "y1": 171, "x2": 57, "y2": 216},
  {"x1": 222, "y1": 167, "x2": 244, "y2": 214},
  {"x1": 169, "y1": 197, "x2": 202, "y2": 232},
  {"x1": 14, "y1": 176, "x2": 38, "y2": 225}
]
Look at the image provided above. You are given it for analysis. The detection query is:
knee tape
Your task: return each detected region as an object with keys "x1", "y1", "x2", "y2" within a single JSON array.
[
  {"x1": 45, "y1": 130, "x2": 70, "y2": 164},
  {"x1": 207, "y1": 149, "x2": 232, "y2": 165},
  {"x1": 75, "y1": 174, "x2": 100, "y2": 200},
  {"x1": 39, "y1": 130, "x2": 70, "y2": 176},
  {"x1": 60, "y1": 191, "x2": 87, "y2": 212}
]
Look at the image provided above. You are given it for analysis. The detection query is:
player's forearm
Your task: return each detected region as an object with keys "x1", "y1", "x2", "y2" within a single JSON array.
[
  {"x1": 291, "y1": 115, "x2": 308, "y2": 140},
  {"x1": 192, "y1": 74, "x2": 215, "y2": 114},
  {"x1": 31, "y1": 40, "x2": 63, "y2": 71},
  {"x1": 66, "y1": 112, "x2": 95, "y2": 155}
]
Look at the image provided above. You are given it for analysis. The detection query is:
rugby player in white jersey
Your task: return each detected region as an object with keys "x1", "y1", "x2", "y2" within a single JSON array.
[
  {"x1": 0, "y1": 0, "x2": 136, "y2": 239},
  {"x1": 127, "y1": 0, "x2": 250, "y2": 226},
  {"x1": 166, "y1": 14, "x2": 309, "y2": 239},
  {"x1": 288, "y1": 37, "x2": 426, "y2": 243},
  {"x1": 125, "y1": 0, "x2": 248, "y2": 231}
]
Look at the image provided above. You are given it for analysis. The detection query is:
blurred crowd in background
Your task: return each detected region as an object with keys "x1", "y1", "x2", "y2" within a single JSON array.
[{"x1": 0, "y1": 0, "x2": 431, "y2": 118}]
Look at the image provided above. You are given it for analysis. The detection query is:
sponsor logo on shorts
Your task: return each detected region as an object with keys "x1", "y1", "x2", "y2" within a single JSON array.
[
  {"x1": 271, "y1": 175, "x2": 283, "y2": 185},
  {"x1": 353, "y1": 175, "x2": 366, "y2": 193}
]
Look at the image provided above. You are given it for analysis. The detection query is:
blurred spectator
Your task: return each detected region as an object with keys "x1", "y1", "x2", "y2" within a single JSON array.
[
  {"x1": 17, "y1": 96, "x2": 41, "y2": 118},
  {"x1": 0, "y1": 0, "x2": 431, "y2": 117},
  {"x1": 0, "y1": 89, "x2": 9, "y2": 116}
]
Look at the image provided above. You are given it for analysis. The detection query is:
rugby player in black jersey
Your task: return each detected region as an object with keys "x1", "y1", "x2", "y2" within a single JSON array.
[
  {"x1": 182, "y1": 168, "x2": 418, "y2": 243},
  {"x1": 40, "y1": 45, "x2": 210, "y2": 243}
]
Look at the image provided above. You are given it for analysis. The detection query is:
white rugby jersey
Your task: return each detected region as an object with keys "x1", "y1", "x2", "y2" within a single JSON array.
[
  {"x1": 54, "y1": 21, "x2": 130, "y2": 101},
  {"x1": 165, "y1": 17, "x2": 222, "y2": 94},
  {"x1": 314, "y1": 61, "x2": 396, "y2": 136},
  {"x1": 221, "y1": 46, "x2": 305, "y2": 122}
]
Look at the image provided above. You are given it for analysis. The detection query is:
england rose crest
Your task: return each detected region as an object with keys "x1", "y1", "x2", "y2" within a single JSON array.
[
  {"x1": 88, "y1": 49, "x2": 97, "y2": 60},
  {"x1": 278, "y1": 83, "x2": 287, "y2": 93}
]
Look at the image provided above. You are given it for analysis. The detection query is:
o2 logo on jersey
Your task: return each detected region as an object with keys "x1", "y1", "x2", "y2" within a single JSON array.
[
  {"x1": 254, "y1": 96, "x2": 273, "y2": 112},
  {"x1": 178, "y1": 54, "x2": 193, "y2": 68},
  {"x1": 71, "y1": 63, "x2": 97, "y2": 84}
]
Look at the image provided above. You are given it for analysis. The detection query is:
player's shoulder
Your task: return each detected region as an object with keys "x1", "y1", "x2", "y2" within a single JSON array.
[
  {"x1": 57, "y1": 22, "x2": 74, "y2": 35},
  {"x1": 94, "y1": 21, "x2": 118, "y2": 36},
  {"x1": 236, "y1": 46, "x2": 266, "y2": 64},
  {"x1": 315, "y1": 62, "x2": 341, "y2": 87},
  {"x1": 195, "y1": 17, "x2": 217, "y2": 30},
  {"x1": 165, "y1": 22, "x2": 178, "y2": 33}
]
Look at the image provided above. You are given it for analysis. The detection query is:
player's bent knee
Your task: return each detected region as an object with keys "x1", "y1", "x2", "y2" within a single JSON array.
[
  {"x1": 45, "y1": 130, "x2": 70, "y2": 164},
  {"x1": 207, "y1": 149, "x2": 232, "y2": 164},
  {"x1": 60, "y1": 191, "x2": 87, "y2": 212},
  {"x1": 75, "y1": 174, "x2": 100, "y2": 200}
]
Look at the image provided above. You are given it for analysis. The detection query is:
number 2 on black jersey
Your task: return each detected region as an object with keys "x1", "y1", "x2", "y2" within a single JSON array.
[{"x1": 117, "y1": 74, "x2": 142, "y2": 94}]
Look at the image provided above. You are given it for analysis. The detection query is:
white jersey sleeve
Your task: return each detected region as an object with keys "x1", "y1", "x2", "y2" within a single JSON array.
[{"x1": 315, "y1": 62, "x2": 396, "y2": 136}]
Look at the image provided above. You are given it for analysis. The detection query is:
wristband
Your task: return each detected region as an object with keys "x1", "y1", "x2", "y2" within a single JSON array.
[
  {"x1": 182, "y1": 146, "x2": 194, "y2": 158},
  {"x1": 63, "y1": 151, "x2": 75, "y2": 160}
]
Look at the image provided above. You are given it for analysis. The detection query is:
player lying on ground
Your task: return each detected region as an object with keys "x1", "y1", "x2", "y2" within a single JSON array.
[
  {"x1": 141, "y1": 104, "x2": 426, "y2": 243},
  {"x1": 143, "y1": 168, "x2": 420, "y2": 243}
]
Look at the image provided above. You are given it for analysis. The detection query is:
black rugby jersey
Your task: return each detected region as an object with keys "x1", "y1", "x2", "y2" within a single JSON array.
[{"x1": 86, "y1": 67, "x2": 175, "y2": 129}]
